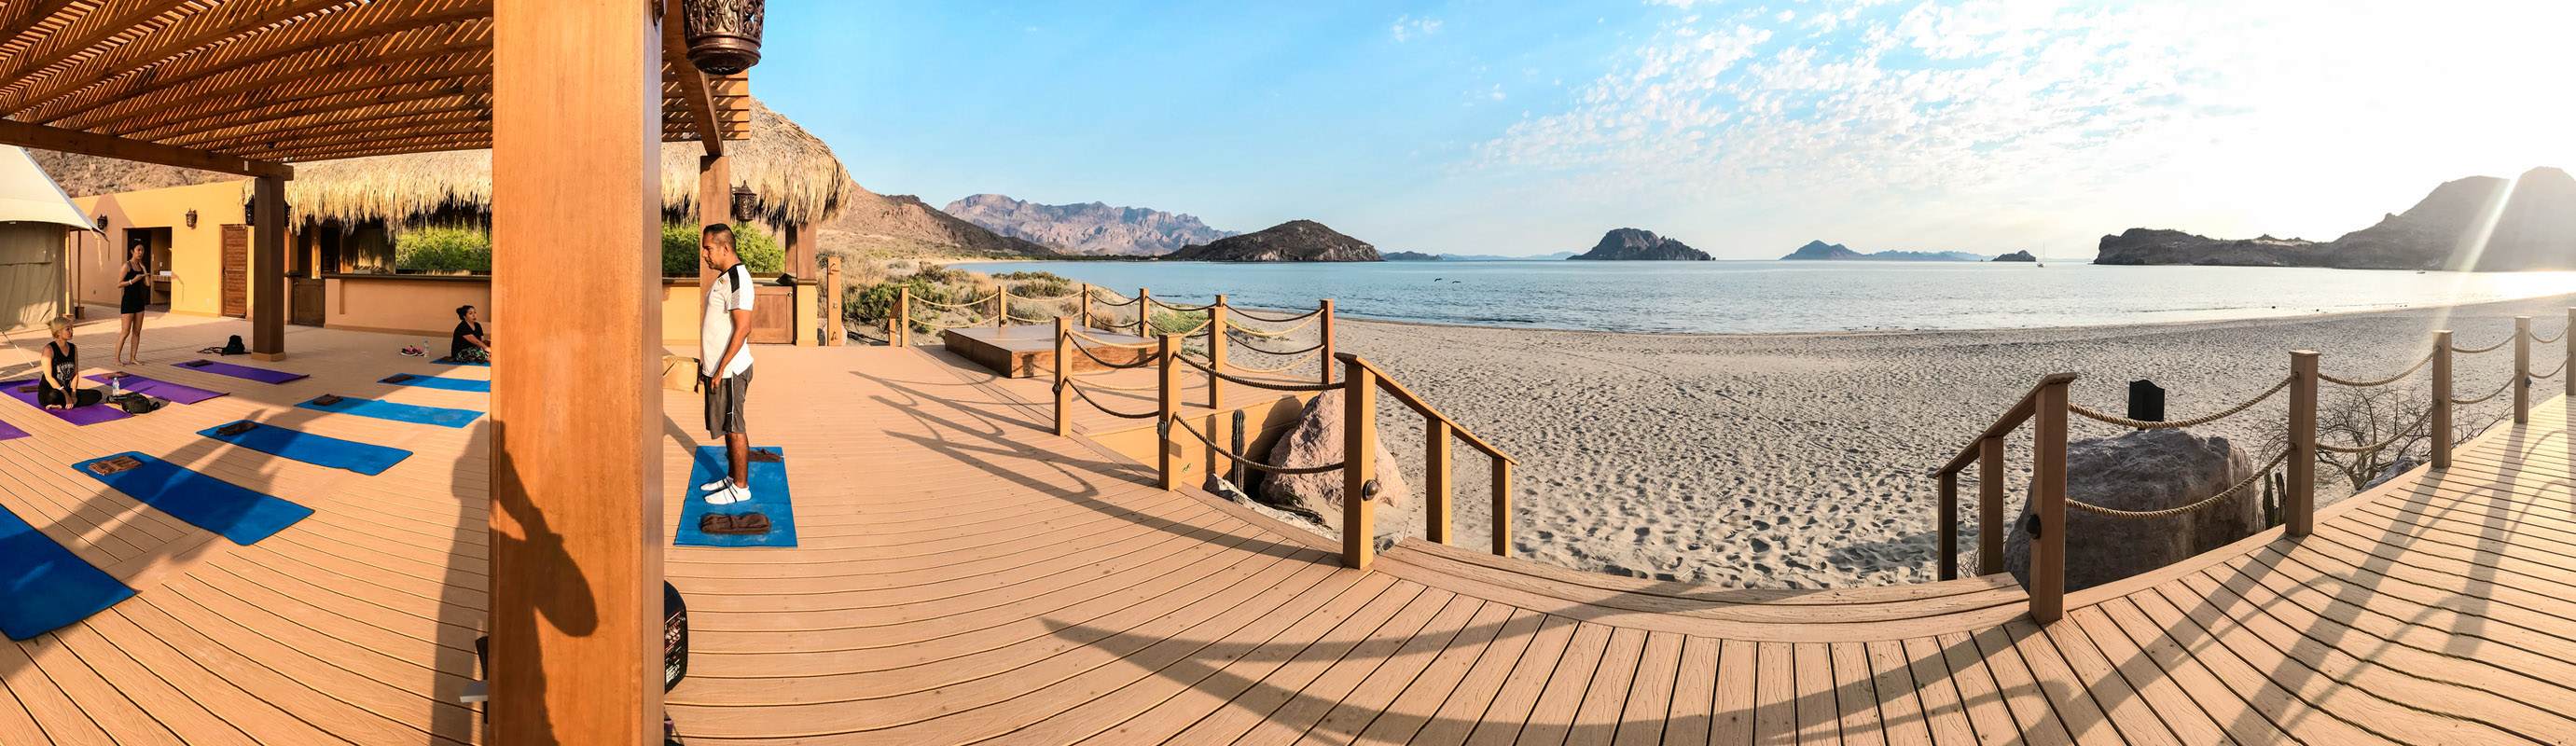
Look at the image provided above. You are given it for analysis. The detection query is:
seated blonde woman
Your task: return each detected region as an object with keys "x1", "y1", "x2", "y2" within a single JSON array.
[{"x1": 38, "y1": 317, "x2": 103, "y2": 409}]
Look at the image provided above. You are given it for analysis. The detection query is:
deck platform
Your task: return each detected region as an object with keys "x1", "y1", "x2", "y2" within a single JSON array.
[
  {"x1": 941, "y1": 325, "x2": 1152, "y2": 379},
  {"x1": 5, "y1": 315, "x2": 2576, "y2": 743}
]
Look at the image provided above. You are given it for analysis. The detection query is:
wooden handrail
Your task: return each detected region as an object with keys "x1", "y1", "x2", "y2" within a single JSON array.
[
  {"x1": 1338, "y1": 353, "x2": 1520, "y2": 464},
  {"x1": 1935, "y1": 372, "x2": 2079, "y2": 477}
]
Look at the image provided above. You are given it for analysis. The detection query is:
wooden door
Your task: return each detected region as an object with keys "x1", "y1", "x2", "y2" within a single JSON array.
[
  {"x1": 221, "y1": 225, "x2": 247, "y2": 318},
  {"x1": 289, "y1": 278, "x2": 324, "y2": 326},
  {"x1": 748, "y1": 284, "x2": 792, "y2": 343}
]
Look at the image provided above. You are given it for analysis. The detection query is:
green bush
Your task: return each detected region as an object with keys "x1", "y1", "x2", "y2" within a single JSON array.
[
  {"x1": 394, "y1": 226, "x2": 492, "y2": 272},
  {"x1": 850, "y1": 276, "x2": 953, "y2": 338},
  {"x1": 662, "y1": 222, "x2": 784, "y2": 275},
  {"x1": 993, "y1": 270, "x2": 1067, "y2": 283}
]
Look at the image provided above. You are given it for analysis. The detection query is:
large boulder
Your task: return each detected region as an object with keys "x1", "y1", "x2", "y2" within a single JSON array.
[
  {"x1": 2001, "y1": 429, "x2": 2260, "y2": 591},
  {"x1": 1258, "y1": 389, "x2": 1411, "y2": 535}
]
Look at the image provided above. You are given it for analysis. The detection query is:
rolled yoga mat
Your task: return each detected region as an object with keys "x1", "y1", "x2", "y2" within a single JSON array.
[
  {"x1": 71, "y1": 452, "x2": 312, "y2": 545},
  {"x1": 0, "y1": 380, "x2": 129, "y2": 425},
  {"x1": 171, "y1": 359, "x2": 308, "y2": 384},
  {"x1": 0, "y1": 505, "x2": 135, "y2": 641},
  {"x1": 199, "y1": 421, "x2": 413, "y2": 477},
  {"x1": 85, "y1": 373, "x2": 227, "y2": 405},
  {"x1": 674, "y1": 446, "x2": 795, "y2": 548},
  {"x1": 430, "y1": 356, "x2": 490, "y2": 367},
  {"x1": 296, "y1": 395, "x2": 482, "y2": 428},
  {"x1": 379, "y1": 374, "x2": 491, "y2": 393}
]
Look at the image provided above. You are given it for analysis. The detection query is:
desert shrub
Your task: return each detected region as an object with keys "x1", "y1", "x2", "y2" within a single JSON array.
[
  {"x1": 993, "y1": 270, "x2": 1067, "y2": 283},
  {"x1": 394, "y1": 226, "x2": 492, "y2": 272},
  {"x1": 661, "y1": 222, "x2": 784, "y2": 275}
]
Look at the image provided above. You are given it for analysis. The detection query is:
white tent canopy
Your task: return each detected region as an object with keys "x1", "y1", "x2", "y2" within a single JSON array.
[
  {"x1": 0, "y1": 145, "x2": 91, "y2": 228},
  {"x1": 0, "y1": 145, "x2": 88, "y2": 334}
]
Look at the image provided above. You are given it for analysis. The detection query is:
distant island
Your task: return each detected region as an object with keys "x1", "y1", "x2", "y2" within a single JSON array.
[
  {"x1": 1162, "y1": 219, "x2": 1381, "y2": 262},
  {"x1": 1780, "y1": 241, "x2": 1987, "y2": 262},
  {"x1": 2098, "y1": 166, "x2": 2576, "y2": 270},
  {"x1": 944, "y1": 193, "x2": 1234, "y2": 256},
  {"x1": 1569, "y1": 228, "x2": 1711, "y2": 260},
  {"x1": 1383, "y1": 251, "x2": 1441, "y2": 261},
  {"x1": 1992, "y1": 250, "x2": 2037, "y2": 262},
  {"x1": 1446, "y1": 251, "x2": 1576, "y2": 261}
]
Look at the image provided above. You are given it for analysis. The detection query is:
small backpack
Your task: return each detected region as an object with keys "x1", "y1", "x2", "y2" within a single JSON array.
[
  {"x1": 222, "y1": 335, "x2": 245, "y2": 355},
  {"x1": 110, "y1": 393, "x2": 166, "y2": 415}
]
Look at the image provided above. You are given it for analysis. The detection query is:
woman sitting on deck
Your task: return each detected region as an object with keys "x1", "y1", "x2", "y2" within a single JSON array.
[
  {"x1": 451, "y1": 305, "x2": 493, "y2": 364},
  {"x1": 38, "y1": 317, "x2": 101, "y2": 409}
]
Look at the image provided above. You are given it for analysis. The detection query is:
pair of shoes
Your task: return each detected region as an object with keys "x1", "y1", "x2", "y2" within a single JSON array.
[
  {"x1": 400, "y1": 346, "x2": 424, "y2": 357},
  {"x1": 701, "y1": 477, "x2": 752, "y2": 505}
]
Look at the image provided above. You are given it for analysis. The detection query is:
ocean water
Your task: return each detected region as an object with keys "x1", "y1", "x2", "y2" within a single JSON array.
[{"x1": 970, "y1": 260, "x2": 2576, "y2": 334}]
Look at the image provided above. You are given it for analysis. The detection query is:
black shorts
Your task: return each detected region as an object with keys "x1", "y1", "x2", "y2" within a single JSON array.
[
  {"x1": 119, "y1": 292, "x2": 147, "y2": 315},
  {"x1": 702, "y1": 366, "x2": 752, "y2": 436}
]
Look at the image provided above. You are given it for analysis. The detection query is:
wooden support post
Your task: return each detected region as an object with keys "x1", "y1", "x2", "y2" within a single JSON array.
[
  {"x1": 1138, "y1": 288, "x2": 1152, "y2": 334},
  {"x1": 893, "y1": 285, "x2": 910, "y2": 348},
  {"x1": 786, "y1": 222, "x2": 817, "y2": 277},
  {"x1": 2029, "y1": 378, "x2": 2070, "y2": 625},
  {"x1": 1231, "y1": 409, "x2": 1248, "y2": 490},
  {"x1": 1208, "y1": 295, "x2": 1227, "y2": 408},
  {"x1": 1977, "y1": 437, "x2": 2003, "y2": 576},
  {"x1": 2515, "y1": 316, "x2": 2531, "y2": 424},
  {"x1": 696, "y1": 153, "x2": 729, "y2": 298},
  {"x1": 489, "y1": 0, "x2": 663, "y2": 740},
  {"x1": 2433, "y1": 331, "x2": 2453, "y2": 469},
  {"x1": 1320, "y1": 299, "x2": 1336, "y2": 385},
  {"x1": 248, "y1": 174, "x2": 286, "y2": 360},
  {"x1": 1936, "y1": 471, "x2": 1958, "y2": 581},
  {"x1": 1079, "y1": 285, "x2": 1093, "y2": 329},
  {"x1": 824, "y1": 256, "x2": 843, "y2": 346},
  {"x1": 1426, "y1": 420, "x2": 1452, "y2": 546},
  {"x1": 1491, "y1": 457, "x2": 1512, "y2": 557},
  {"x1": 1158, "y1": 334, "x2": 1179, "y2": 490},
  {"x1": 2568, "y1": 309, "x2": 2574, "y2": 397},
  {"x1": 1053, "y1": 317, "x2": 1071, "y2": 438},
  {"x1": 1343, "y1": 354, "x2": 1377, "y2": 570},
  {"x1": 2287, "y1": 351, "x2": 2318, "y2": 538},
  {"x1": 993, "y1": 288, "x2": 1006, "y2": 329}
]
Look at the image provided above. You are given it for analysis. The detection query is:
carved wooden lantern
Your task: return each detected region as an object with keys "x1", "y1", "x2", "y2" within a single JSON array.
[
  {"x1": 729, "y1": 185, "x2": 758, "y2": 224},
  {"x1": 186, "y1": 209, "x2": 198, "y2": 228},
  {"x1": 682, "y1": 0, "x2": 764, "y2": 76}
]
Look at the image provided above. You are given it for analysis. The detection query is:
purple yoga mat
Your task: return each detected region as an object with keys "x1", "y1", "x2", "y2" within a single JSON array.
[
  {"x1": 0, "y1": 417, "x2": 25, "y2": 441},
  {"x1": 171, "y1": 359, "x2": 307, "y2": 384},
  {"x1": 85, "y1": 374, "x2": 226, "y2": 405},
  {"x1": 0, "y1": 380, "x2": 130, "y2": 425}
]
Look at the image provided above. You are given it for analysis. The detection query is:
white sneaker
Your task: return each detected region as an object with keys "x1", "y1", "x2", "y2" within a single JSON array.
[
  {"x1": 724, "y1": 483, "x2": 753, "y2": 504},
  {"x1": 699, "y1": 477, "x2": 732, "y2": 493}
]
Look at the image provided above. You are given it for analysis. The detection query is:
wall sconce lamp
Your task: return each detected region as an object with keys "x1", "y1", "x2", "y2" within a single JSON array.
[{"x1": 186, "y1": 209, "x2": 198, "y2": 228}]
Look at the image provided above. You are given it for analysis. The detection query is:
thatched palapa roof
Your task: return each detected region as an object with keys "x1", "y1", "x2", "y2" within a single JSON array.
[{"x1": 258, "y1": 100, "x2": 850, "y2": 229}]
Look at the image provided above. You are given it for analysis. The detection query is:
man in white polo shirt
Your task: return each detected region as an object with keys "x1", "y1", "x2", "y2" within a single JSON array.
[{"x1": 697, "y1": 224, "x2": 756, "y2": 504}]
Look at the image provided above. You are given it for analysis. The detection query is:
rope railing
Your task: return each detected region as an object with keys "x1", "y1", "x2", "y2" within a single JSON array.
[
  {"x1": 2451, "y1": 376, "x2": 2513, "y2": 406},
  {"x1": 2067, "y1": 450, "x2": 2290, "y2": 519},
  {"x1": 2320, "y1": 351, "x2": 2434, "y2": 388},
  {"x1": 2535, "y1": 359, "x2": 2568, "y2": 380},
  {"x1": 2317, "y1": 407, "x2": 2431, "y2": 454},
  {"x1": 1226, "y1": 352, "x2": 1323, "y2": 374},
  {"x1": 1238, "y1": 339, "x2": 1328, "y2": 357},
  {"x1": 1054, "y1": 372, "x2": 1161, "y2": 391},
  {"x1": 1069, "y1": 340, "x2": 1160, "y2": 369},
  {"x1": 2453, "y1": 337, "x2": 2511, "y2": 354},
  {"x1": 1165, "y1": 416, "x2": 1347, "y2": 475},
  {"x1": 2533, "y1": 327, "x2": 2567, "y2": 345},
  {"x1": 1225, "y1": 315, "x2": 1321, "y2": 338},
  {"x1": 1005, "y1": 290, "x2": 1084, "y2": 303},
  {"x1": 914, "y1": 315, "x2": 997, "y2": 329},
  {"x1": 911, "y1": 293, "x2": 999, "y2": 310},
  {"x1": 1148, "y1": 298, "x2": 1216, "y2": 312},
  {"x1": 2068, "y1": 376, "x2": 2291, "y2": 429},
  {"x1": 1231, "y1": 307, "x2": 1324, "y2": 323},
  {"x1": 1005, "y1": 312, "x2": 1058, "y2": 324},
  {"x1": 1170, "y1": 352, "x2": 1344, "y2": 392},
  {"x1": 1056, "y1": 378, "x2": 1161, "y2": 419},
  {"x1": 1066, "y1": 330, "x2": 1160, "y2": 349}
]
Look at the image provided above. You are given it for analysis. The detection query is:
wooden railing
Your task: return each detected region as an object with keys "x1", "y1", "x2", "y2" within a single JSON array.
[
  {"x1": 1938, "y1": 311, "x2": 2571, "y2": 624},
  {"x1": 1338, "y1": 353, "x2": 1520, "y2": 568}
]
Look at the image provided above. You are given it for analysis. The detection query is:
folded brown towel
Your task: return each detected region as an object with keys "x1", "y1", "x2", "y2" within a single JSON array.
[
  {"x1": 100, "y1": 372, "x2": 130, "y2": 380},
  {"x1": 749, "y1": 449, "x2": 784, "y2": 463},
  {"x1": 382, "y1": 374, "x2": 415, "y2": 383},
  {"x1": 14, "y1": 385, "x2": 33, "y2": 394},
  {"x1": 214, "y1": 421, "x2": 258, "y2": 436},
  {"x1": 87, "y1": 455, "x2": 143, "y2": 476},
  {"x1": 185, "y1": 359, "x2": 213, "y2": 367},
  {"x1": 311, "y1": 394, "x2": 344, "y2": 406},
  {"x1": 699, "y1": 513, "x2": 771, "y2": 535}
]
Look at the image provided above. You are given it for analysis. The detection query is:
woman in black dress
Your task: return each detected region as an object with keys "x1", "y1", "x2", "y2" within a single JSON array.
[{"x1": 114, "y1": 243, "x2": 148, "y2": 366}]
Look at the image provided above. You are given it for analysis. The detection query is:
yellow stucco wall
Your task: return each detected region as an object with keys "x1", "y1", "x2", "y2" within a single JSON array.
[
  {"x1": 324, "y1": 275, "x2": 493, "y2": 338},
  {"x1": 69, "y1": 181, "x2": 268, "y2": 318}
]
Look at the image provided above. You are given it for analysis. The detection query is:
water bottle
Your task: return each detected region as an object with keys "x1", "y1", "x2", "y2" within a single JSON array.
[{"x1": 109, "y1": 376, "x2": 120, "y2": 398}]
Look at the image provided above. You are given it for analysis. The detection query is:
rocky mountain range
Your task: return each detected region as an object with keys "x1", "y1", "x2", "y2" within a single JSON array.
[
  {"x1": 2097, "y1": 167, "x2": 2576, "y2": 270},
  {"x1": 1162, "y1": 219, "x2": 1381, "y2": 262},
  {"x1": 1383, "y1": 251, "x2": 1440, "y2": 261},
  {"x1": 1569, "y1": 228, "x2": 1711, "y2": 260},
  {"x1": 941, "y1": 194, "x2": 1234, "y2": 256},
  {"x1": 1780, "y1": 241, "x2": 1986, "y2": 262}
]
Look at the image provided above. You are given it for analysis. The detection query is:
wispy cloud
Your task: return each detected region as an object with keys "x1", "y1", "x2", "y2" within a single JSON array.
[{"x1": 1391, "y1": 14, "x2": 1443, "y2": 43}]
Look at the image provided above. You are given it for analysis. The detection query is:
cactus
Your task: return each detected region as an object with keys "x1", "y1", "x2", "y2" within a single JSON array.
[{"x1": 2261, "y1": 471, "x2": 2283, "y2": 529}]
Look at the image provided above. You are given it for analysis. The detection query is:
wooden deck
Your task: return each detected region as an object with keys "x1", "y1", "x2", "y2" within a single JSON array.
[{"x1": 7, "y1": 317, "x2": 2576, "y2": 743}]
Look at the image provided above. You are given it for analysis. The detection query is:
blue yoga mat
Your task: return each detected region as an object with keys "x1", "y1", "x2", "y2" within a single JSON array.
[
  {"x1": 675, "y1": 446, "x2": 796, "y2": 548},
  {"x1": 0, "y1": 506, "x2": 135, "y2": 641},
  {"x1": 199, "y1": 421, "x2": 412, "y2": 476},
  {"x1": 296, "y1": 395, "x2": 482, "y2": 428},
  {"x1": 72, "y1": 452, "x2": 312, "y2": 546},
  {"x1": 380, "y1": 375, "x2": 490, "y2": 393}
]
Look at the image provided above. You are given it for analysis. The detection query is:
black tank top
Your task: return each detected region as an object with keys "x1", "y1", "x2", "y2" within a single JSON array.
[
  {"x1": 43, "y1": 341, "x2": 74, "y2": 393},
  {"x1": 121, "y1": 265, "x2": 147, "y2": 302}
]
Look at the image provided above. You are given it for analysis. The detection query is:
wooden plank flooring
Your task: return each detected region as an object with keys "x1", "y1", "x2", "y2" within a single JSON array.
[{"x1": 7, "y1": 318, "x2": 2576, "y2": 744}]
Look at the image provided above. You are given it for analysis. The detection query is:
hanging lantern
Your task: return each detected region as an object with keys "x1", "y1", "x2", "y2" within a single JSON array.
[
  {"x1": 244, "y1": 201, "x2": 256, "y2": 226},
  {"x1": 94, "y1": 214, "x2": 106, "y2": 230},
  {"x1": 681, "y1": 0, "x2": 764, "y2": 76},
  {"x1": 186, "y1": 209, "x2": 198, "y2": 228},
  {"x1": 729, "y1": 185, "x2": 759, "y2": 224}
]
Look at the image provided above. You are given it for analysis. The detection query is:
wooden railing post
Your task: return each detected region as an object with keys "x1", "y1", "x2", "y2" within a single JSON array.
[
  {"x1": 2433, "y1": 331, "x2": 2453, "y2": 469},
  {"x1": 1158, "y1": 334, "x2": 1179, "y2": 490},
  {"x1": 1138, "y1": 288, "x2": 1152, "y2": 335},
  {"x1": 1977, "y1": 437, "x2": 2004, "y2": 575},
  {"x1": 824, "y1": 256, "x2": 843, "y2": 346},
  {"x1": 1209, "y1": 295, "x2": 1227, "y2": 408},
  {"x1": 1079, "y1": 285, "x2": 1093, "y2": 329},
  {"x1": 1426, "y1": 420, "x2": 1452, "y2": 546},
  {"x1": 1053, "y1": 318, "x2": 1072, "y2": 438},
  {"x1": 1491, "y1": 457, "x2": 1512, "y2": 557},
  {"x1": 2567, "y1": 309, "x2": 2574, "y2": 397},
  {"x1": 2515, "y1": 316, "x2": 2531, "y2": 424},
  {"x1": 1342, "y1": 355, "x2": 1377, "y2": 570},
  {"x1": 1320, "y1": 299, "x2": 1336, "y2": 385},
  {"x1": 1936, "y1": 471, "x2": 1959, "y2": 581},
  {"x1": 2029, "y1": 378, "x2": 2070, "y2": 625},
  {"x1": 893, "y1": 285, "x2": 910, "y2": 348},
  {"x1": 2288, "y1": 351, "x2": 2318, "y2": 537},
  {"x1": 994, "y1": 288, "x2": 1007, "y2": 329}
]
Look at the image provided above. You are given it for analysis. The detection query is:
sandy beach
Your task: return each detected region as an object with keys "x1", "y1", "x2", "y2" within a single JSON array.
[{"x1": 1279, "y1": 290, "x2": 2575, "y2": 589}]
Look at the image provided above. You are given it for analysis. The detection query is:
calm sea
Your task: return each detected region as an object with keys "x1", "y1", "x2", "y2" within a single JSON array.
[{"x1": 966, "y1": 260, "x2": 2576, "y2": 334}]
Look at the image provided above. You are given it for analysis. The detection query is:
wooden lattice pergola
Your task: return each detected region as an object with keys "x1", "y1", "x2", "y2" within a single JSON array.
[{"x1": 0, "y1": 1, "x2": 754, "y2": 742}]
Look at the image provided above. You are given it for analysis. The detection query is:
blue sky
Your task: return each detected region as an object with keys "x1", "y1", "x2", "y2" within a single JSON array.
[{"x1": 760, "y1": 1, "x2": 2576, "y2": 259}]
